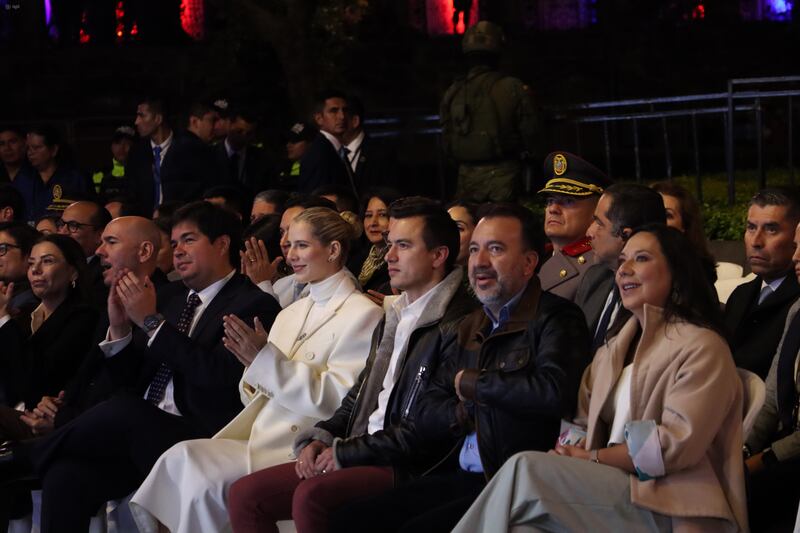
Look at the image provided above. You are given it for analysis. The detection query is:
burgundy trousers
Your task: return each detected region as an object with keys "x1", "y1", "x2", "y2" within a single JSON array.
[{"x1": 228, "y1": 461, "x2": 394, "y2": 533}]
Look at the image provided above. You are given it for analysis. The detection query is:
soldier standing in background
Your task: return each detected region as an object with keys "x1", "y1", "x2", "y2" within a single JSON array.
[
  {"x1": 440, "y1": 21, "x2": 539, "y2": 203},
  {"x1": 537, "y1": 152, "x2": 611, "y2": 301}
]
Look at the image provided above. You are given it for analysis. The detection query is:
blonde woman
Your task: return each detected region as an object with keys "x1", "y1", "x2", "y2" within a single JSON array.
[{"x1": 130, "y1": 208, "x2": 383, "y2": 533}]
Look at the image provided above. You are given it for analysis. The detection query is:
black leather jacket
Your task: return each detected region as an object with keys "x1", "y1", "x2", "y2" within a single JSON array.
[
  {"x1": 315, "y1": 278, "x2": 478, "y2": 473},
  {"x1": 413, "y1": 278, "x2": 591, "y2": 479}
]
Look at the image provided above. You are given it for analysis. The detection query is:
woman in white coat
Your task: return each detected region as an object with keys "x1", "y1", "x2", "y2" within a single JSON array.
[{"x1": 129, "y1": 207, "x2": 384, "y2": 533}]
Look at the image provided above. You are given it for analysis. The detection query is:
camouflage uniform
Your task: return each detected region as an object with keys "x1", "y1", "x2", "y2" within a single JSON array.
[{"x1": 440, "y1": 22, "x2": 539, "y2": 202}]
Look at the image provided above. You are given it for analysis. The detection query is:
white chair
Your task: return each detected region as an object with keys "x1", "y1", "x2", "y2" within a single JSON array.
[
  {"x1": 716, "y1": 272, "x2": 757, "y2": 306},
  {"x1": 738, "y1": 368, "x2": 766, "y2": 442}
]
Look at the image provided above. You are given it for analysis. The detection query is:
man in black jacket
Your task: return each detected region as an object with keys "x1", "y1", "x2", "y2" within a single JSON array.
[
  {"x1": 333, "y1": 203, "x2": 592, "y2": 533},
  {"x1": 725, "y1": 187, "x2": 800, "y2": 379},
  {"x1": 25, "y1": 202, "x2": 281, "y2": 533},
  {"x1": 297, "y1": 90, "x2": 352, "y2": 195},
  {"x1": 226, "y1": 197, "x2": 478, "y2": 533},
  {"x1": 127, "y1": 97, "x2": 218, "y2": 215}
]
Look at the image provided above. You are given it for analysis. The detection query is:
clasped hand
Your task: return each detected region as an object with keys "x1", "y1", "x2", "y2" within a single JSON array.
[
  {"x1": 222, "y1": 314, "x2": 268, "y2": 366},
  {"x1": 295, "y1": 440, "x2": 338, "y2": 480}
]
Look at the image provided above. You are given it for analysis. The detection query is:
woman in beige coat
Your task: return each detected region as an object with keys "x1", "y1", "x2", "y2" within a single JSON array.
[
  {"x1": 452, "y1": 224, "x2": 748, "y2": 532},
  {"x1": 129, "y1": 208, "x2": 383, "y2": 533}
]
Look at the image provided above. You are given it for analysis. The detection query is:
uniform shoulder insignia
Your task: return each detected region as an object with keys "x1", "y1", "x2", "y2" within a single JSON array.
[{"x1": 562, "y1": 237, "x2": 592, "y2": 257}]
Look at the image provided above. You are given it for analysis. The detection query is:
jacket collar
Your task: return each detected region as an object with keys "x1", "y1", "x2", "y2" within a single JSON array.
[
  {"x1": 475, "y1": 277, "x2": 542, "y2": 343},
  {"x1": 413, "y1": 268, "x2": 466, "y2": 329}
]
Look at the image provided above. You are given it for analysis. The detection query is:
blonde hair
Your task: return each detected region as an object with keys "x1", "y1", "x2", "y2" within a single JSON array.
[{"x1": 293, "y1": 207, "x2": 357, "y2": 263}]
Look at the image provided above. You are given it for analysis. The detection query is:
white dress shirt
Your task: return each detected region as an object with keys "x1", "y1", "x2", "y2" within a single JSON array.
[
  {"x1": 345, "y1": 130, "x2": 365, "y2": 172},
  {"x1": 366, "y1": 280, "x2": 442, "y2": 435},
  {"x1": 319, "y1": 130, "x2": 343, "y2": 153},
  {"x1": 99, "y1": 269, "x2": 237, "y2": 416}
]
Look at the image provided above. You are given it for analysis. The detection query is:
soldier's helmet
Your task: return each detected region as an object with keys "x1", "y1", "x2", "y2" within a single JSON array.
[{"x1": 461, "y1": 21, "x2": 505, "y2": 55}]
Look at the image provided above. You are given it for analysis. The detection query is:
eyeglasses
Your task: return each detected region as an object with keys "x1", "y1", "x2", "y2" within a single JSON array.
[
  {"x1": 55, "y1": 219, "x2": 96, "y2": 234},
  {"x1": 0, "y1": 243, "x2": 21, "y2": 256}
]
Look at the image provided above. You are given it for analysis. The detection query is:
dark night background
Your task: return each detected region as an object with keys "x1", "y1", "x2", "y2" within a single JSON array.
[{"x1": 1, "y1": 0, "x2": 799, "y2": 195}]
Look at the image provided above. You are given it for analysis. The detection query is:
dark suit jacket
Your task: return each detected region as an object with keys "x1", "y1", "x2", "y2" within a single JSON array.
[
  {"x1": 214, "y1": 142, "x2": 272, "y2": 195},
  {"x1": 86, "y1": 255, "x2": 109, "y2": 311},
  {"x1": 352, "y1": 134, "x2": 396, "y2": 194},
  {"x1": 725, "y1": 274, "x2": 800, "y2": 379},
  {"x1": 298, "y1": 133, "x2": 350, "y2": 194},
  {"x1": 55, "y1": 269, "x2": 169, "y2": 428},
  {"x1": 573, "y1": 263, "x2": 616, "y2": 334},
  {"x1": 103, "y1": 273, "x2": 281, "y2": 435},
  {"x1": 0, "y1": 293, "x2": 99, "y2": 410},
  {"x1": 127, "y1": 132, "x2": 218, "y2": 215}
]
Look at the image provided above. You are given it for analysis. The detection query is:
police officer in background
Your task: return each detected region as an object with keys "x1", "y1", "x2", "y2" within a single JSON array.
[
  {"x1": 537, "y1": 152, "x2": 611, "y2": 301},
  {"x1": 440, "y1": 21, "x2": 539, "y2": 203}
]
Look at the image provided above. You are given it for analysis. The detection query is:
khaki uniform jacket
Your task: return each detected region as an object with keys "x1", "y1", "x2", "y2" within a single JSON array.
[
  {"x1": 539, "y1": 246, "x2": 595, "y2": 302},
  {"x1": 577, "y1": 306, "x2": 748, "y2": 532}
]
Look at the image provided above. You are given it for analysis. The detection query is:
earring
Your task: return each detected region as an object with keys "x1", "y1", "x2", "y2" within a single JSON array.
[
  {"x1": 71, "y1": 279, "x2": 76, "y2": 289},
  {"x1": 327, "y1": 257, "x2": 334, "y2": 263}
]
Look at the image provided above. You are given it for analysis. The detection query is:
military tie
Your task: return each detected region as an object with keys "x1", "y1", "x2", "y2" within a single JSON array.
[
  {"x1": 145, "y1": 292, "x2": 202, "y2": 405},
  {"x1": 152, "y1": 145, "x2": 162, "y2": 210}
]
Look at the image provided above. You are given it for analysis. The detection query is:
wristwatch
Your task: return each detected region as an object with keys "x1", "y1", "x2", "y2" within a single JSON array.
[
  {"x1": 590, "y1": 449, "x2": 601, "y2": 464},
  {"x1": 142, "y1": 313, "x2": 165, "y2": 333}
]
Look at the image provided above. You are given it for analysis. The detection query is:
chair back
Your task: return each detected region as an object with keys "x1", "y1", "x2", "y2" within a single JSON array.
[{"x1": 738, "y1": 368, "x2": 766, "y2": 441}]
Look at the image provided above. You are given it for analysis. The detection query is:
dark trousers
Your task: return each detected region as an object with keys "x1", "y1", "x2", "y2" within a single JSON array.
[
  {"x1": 0, "y1": 405, "x2": 35, "y2": 441},
  {"x1": 30, "y1": 393, "x2": 205, "y2": 533},
  {"x1": 748, "y1": 456, "x2": 800, "y2": 532},
  {"x1": 229, "y1": 461, "x2": 394, "y2": 533},
  {"x1": 329, "y1": 469, "x2": 486, "y2": 533}
]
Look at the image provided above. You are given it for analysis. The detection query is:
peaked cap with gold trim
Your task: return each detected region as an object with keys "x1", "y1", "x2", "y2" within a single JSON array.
[{"x1": 538, "y1": 151, "x2": 612, "y2": 197}]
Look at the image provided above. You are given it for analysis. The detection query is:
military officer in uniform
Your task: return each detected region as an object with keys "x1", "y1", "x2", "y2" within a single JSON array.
[
  {"x1": 440, "y1": 21, "x2": 539, "y2": 202},
  {"x1": 537, "y1": 151, "x2": 611, "y2": 301}
]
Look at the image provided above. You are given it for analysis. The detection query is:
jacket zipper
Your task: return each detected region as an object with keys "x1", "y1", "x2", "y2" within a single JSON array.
[{"x1": 402, "y1": 365, "x2": 427, "y2": 420}]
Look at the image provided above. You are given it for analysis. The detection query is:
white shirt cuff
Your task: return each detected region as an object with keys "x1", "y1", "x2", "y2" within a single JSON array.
[
  {"x1": 0, "y1": 314, "x2": 12, "y2": 330},
  {"x1": 99, "y1": 328, "x2": 133, "y2": 358},
  {"x1": 146, "y1": 321, "x2": 166, "y2": 347},
  {"x1": 257, "y1": 279, "x2": 276, "y2": 297}
]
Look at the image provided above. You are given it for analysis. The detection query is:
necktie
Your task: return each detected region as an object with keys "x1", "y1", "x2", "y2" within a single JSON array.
[
  {"x1": 152, "y1": 145, "x2": 162, "y2": 210},
  {"x1": 229, "y1": 152, "x2": 241, "y2": 182},
  {"x1": 338, "y1": 146, "x2": 351, "y2": 169},
  {"x1": 146, "y1": 293, "x2": 202, "y2": 405},
  {"x1": 592, "y1": 290, "x2": 620, "y2": 353},
  {"x1": 776, "y1": 310, "x2": 800, "y2": 432},
  {"x1": 758, "y1": 284, "x2": 774, "y2": 306}
]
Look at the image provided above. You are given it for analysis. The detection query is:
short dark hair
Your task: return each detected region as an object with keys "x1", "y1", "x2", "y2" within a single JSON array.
[
  {"x1": 750, "y1": 187, "x2": 800, "y2": 224},
  {"x1": 285, "y1": 194, "x2": 337, "y2": 211},
  {"x1": 360, "y1": 187, "x2": 403, "y2": 218},
  {"x1": 312, "y1": 89, "x2": 348, "y2": 116},
  {"x1": 139, "y1": 96, "x2": 170, "y2": 122},
  {"x1": 203, "y1": 185, "x2": 246, "y2": 220},
  {"x1": 253, "y1": 190, "x2": 290, "y2": 214},
  {"x1": 185, "y1": 100, "x2": 216, "y2": 127},
  {"x1": 604, "y1": 184, "x2": 667, "y2": 239},
  {"x1": 477, "y1": 203, "x2": 544, "y2": 257},
  {"x1": 105, "y1": 195, "x2": 143, "y2": 218},
  {"x1": 0, "y1": 125, "x2": 25, "y2": 137},
  {"x1": 26, "y1": 124, "x2": 62, "y2": 149},
  {"x1": 82, "y1": 201, "x2": 112, "y2": 230},
  {"x1": 389, "y1": 196, "x2": 460, "y2": 272},
  {"x1": 0, "y1": 184, "x2": 25, "y2": 221},
  {"x1": 172, "y1": 201, "x2": 242, "y2": 267},
  {"x1": 0, "y1": 221, "x2": 39, "y2": 256},
  {"x1": 348, "y1": 94, "x2": 365, "y2": 121},
  {"x1": 311, "y1": 184, "x2": 359, "y2": 213},
  {"x1": 445, "y1": 199, "x2": 480, "y2": 227},
  {"x1": 242, "y1": 214, "x2": 283, "y2": 264},
  {"x1": 230, "y1": 107, "x2": 259, "y2": 126}
]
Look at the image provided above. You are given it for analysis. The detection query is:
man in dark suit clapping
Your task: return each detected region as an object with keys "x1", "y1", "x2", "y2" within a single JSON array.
[{"x1": 26, "y1": 202, "x2": 281, "y2": 532}]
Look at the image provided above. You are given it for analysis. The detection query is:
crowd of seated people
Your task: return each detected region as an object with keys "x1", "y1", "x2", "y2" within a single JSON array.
[{"x1": 2, "y1": 91, "x2": 800, "y2": 533}]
